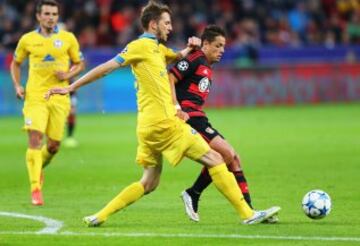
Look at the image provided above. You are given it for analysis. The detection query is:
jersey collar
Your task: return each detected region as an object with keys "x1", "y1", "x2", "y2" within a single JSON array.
[
  {"x1": 139, "y1": 32, "x2": 158, "y2": 43},
  {"x1": 36, "y1": 25, "x2": 60, "y2": 35}
]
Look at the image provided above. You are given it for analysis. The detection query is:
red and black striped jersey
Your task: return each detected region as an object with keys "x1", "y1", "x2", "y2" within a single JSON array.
[{"x1": 170, "y1": 50, "x2": 212, "y2": 117}]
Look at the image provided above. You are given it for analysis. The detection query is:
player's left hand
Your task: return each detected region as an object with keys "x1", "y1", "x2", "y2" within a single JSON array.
[
  {"x1": 55, "y1": 71, "x2": 70, "y2": 81},
  {"x1": 187, "y1": 36, "x2": 201, "y2": 49},
  {"x1": 45, "y1": 86, "x2": 71, "y2": 100}
]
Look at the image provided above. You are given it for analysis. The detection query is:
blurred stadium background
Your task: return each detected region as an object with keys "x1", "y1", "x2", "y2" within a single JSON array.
[
  {"x1": 1, "y1": 2, "x2": 360, "y2": 244},
  {"x1": 1, "y1": 0, "x2": 360, "y2": 114}
]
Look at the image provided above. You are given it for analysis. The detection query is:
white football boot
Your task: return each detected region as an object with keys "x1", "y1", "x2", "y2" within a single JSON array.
[{"x1": 243, "y1": 206, "x2": 281, "y2": 225}]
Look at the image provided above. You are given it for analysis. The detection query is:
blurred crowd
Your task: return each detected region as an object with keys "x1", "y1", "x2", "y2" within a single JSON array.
[{"x1": 1, "y1": 0, "x2": 360, "y2": 51}]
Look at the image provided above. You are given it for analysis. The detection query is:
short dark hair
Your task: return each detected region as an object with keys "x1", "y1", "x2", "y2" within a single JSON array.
[
  {"x1": 140, "y1": 1, "x2": 171, "y2": 30},
  {"x1": 36, "y1": 0, "x2": 59, "y2": 14},
  {"x1": 201, "y1": 25, "x2": 226, "y2": 44}
]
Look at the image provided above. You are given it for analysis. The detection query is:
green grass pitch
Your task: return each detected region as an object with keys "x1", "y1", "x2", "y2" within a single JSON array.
[{"x1": 0, "y1": 103, "x2": 359, "y2": 245}]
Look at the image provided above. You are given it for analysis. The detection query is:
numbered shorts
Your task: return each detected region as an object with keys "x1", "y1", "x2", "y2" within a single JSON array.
[
  {"x1": 23, "y1": 96, "x2": 70, "y2": 141},
  {"x1": 136, "y1": 117, "x2": 210, "y2": 167}
]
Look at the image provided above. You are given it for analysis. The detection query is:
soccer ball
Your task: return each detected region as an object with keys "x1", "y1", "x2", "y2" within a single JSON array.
[{"x1": 302, "y1": 190, "x2": 331, "y2": 219}]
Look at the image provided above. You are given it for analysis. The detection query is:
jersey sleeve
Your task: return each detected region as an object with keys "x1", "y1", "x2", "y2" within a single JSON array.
[
  {"x1": 113, "y1": 41, "x2": 143, "y2": 66},
  {"x1": 13, "y1": 35, "x2": 28, "y2": 63},
  {"x1": 68, "y1": 33, "x2": 84, "y2": 63},
  {"x1": 169, "y1": 57, "x2": 196, "y2": 81},
  {"x1": 159, "y1": 44, "x2": 178, "y2": 65}
]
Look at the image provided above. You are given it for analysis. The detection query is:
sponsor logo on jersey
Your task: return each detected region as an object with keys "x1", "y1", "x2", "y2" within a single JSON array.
[
  {"x1": 42, "y1": 54, "x2": 55, "y2": 62},
  {"x1": 198, "y1": 77, "x2": 210, "y2": 92},
  {"x1": 53, "y1": 39, "x2": 63, "y2": 48},
  {"x1": 205, "y1": 127, "x2": 215, "y2": 134},
  {"x1": 177, "y1": 61, "x2": 189, "y2": 71}
]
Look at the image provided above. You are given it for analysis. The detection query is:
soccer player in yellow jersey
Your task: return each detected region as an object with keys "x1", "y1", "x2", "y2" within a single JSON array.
[
  {"x1": 46, "y1": 1, "x2": 280, "y2": 225},
  {"x1": 10, "y1": 0, "x2": 85, "y2": 206}
]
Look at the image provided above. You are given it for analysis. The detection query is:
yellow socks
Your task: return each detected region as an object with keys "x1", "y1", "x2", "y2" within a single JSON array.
[
  {"x1": 208, "y1": 163, "x2": 254, "y2": 220},
  {"x1": 95, "y1": 182, "x2": 145, "y2": 222},
  {"x1": 26, "y1": 148, "x2": 43, "y2": 191},
  {"x1": 41, "y1": 145, "x2": 54, "y2": 168}
]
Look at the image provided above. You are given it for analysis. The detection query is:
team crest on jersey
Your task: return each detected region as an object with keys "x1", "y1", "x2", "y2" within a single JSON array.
[
  {"x1": 25, "y1": 118, "x2": 32, "y2": 126},
  {"x1": 53, "y1": 40, "x2": 63, "y2": 48},
  {"x1": 198, "y1": 77, "x2": 210, "y2": 92},
  {"x1": 205, "y1": 127, "x2": 215, "y2": 134},
  {"x1": 191, "y1": 128, "x2": 197, "y2": 135},
  {"x1": 177, "y1": 61, "x2": 189, "y2": 71}
]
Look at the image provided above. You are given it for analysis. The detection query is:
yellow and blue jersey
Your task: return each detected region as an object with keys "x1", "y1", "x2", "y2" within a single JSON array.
[
  {"x1": 14, "y1": 26, "x2": 83, "y2": 100},
  {"x1": 114, "y1": 33, "x2": 178, "y2": 127}
]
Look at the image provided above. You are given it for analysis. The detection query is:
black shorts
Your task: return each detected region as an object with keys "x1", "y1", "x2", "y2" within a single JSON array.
[{"x1": 187, "y1": 116, "x2": 224, "y2": 143}]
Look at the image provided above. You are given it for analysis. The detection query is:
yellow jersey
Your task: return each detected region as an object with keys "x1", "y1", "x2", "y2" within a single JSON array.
[
  {"x1": 114, "y1": 33, "x2": 178, "y2": 127},
  {"x1": 14, "y1": 26, "x2": 83, "y2": 101}
]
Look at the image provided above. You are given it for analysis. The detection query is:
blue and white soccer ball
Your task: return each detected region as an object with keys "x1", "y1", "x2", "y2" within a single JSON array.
[{"x1": 302, "y1": 190, "x2": 331, "y2": 219}]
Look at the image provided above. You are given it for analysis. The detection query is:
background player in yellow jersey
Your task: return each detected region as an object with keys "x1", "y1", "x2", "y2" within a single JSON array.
[
  {"x1": 46, "y1": 0, "x2": 280, "y2": 225},
  {"x1": 10, "y1": 0, "x2": 85, "y2": 205}
]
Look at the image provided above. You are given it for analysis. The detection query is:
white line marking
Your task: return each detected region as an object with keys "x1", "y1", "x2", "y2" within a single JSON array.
[
  {"x1": 0, "y1": 211, "x2": 63, "y2": 234},
  {"x1": 1, "y1": 212, "x2": 359, "y2": 242},
  {"x1": 60, "y1": 232, "x2": 360, "y2": 242},
  {"x1": 0, "y1": 230, "x2": 359, "y2": 242}
]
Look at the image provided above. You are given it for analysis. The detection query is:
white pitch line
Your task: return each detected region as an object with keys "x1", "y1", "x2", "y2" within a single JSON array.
[
  {"x1": 0, "y1": 230, "x2": 359, "y2": 242},
  {"x1": 0, "y1": 212, "x2": 359, "y2": 242},
  {"x1": 60, "y1": 232, "x2": 360, "y2": 242},
  {"x1": 0, "y1": 211, "x2": 63, "y2": 234}
]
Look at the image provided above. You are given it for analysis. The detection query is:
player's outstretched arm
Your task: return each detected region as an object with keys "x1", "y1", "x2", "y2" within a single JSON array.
[{"x1": 45, "y1": 59, "x2": 120, "y2": 99}]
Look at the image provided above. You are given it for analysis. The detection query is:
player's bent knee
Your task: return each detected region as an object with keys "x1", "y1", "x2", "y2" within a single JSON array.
[
  {"x1": 47, "y1": 139, "x2": 61, "y2": 154},
  {"x1": 140, "y1": 178, "x2": 160, "y2": 194},
  {"x1": 200, "y1": 149, "x2": 224, "y2": 167},
  {"x1": 142, "y1": 182, "x2": 158, "y2": 194},
  {"x1": 222, "y1": 151, "x2": 234, "y2": 165},
  {"x1": 211, "y1": 149, "x2": 224, "y2": 163},
  {"x1": 28, "y1": 131, "x2": 43, "y2": 148},
  {"x1": 224, "y1": 152, "x2": 241, "y2": 171},
  {"x1": 48, "y1": 144, "x2": 60, "y2": 154}
]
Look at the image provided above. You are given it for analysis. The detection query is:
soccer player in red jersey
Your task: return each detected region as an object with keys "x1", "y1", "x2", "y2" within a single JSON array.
[{"x1": 170, "y1": 25, "x2": 278, "y2": 223}]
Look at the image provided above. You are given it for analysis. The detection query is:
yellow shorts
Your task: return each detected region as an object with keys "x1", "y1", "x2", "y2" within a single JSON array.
[
  {"x1": 23, "y1": 96, "x2": 70, "y2": 141},
  {"x1": 136, "y1": 117, "x2": 210, "y2": 167}
]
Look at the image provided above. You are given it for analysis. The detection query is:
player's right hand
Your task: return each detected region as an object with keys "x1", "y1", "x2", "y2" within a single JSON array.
[
  {"x1": 15, "y1": 85, "x2": 25, "y2": 100},
  {"x1": 44, "y1": 86, "x2": 71, "y2": 100}
]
